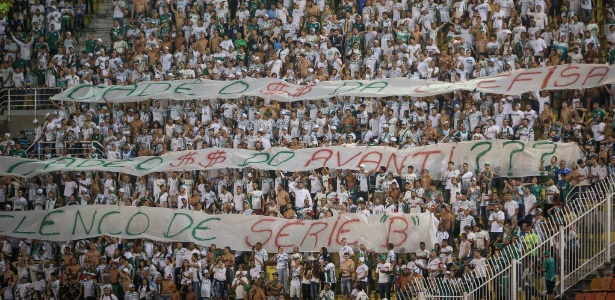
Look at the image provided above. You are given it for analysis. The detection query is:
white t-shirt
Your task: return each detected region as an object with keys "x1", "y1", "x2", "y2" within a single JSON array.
[
  {"x1": 356, "y1": 264, "x2": 369, "y2": 282},
  {"x1": 444, "y1": 170, "x2": 460, "y2": 189},
  {"x1": 232, "y1": 277, "x2": 249, "y2": 299},
  {"x1": 376, "y1": 262, "x2": 391, "y2": 283},
  {"x1": 64, "y1": 181, "x2": 78, "y2": 197},
  {"x1": 523, "y1": 194, "x2": 537, "y2": 216},
  {"x1": 488, "y1": 211, "x2": 505, "y2": 232}
]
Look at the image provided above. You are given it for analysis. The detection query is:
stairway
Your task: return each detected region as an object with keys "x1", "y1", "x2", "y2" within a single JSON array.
[
  {"x1": 78, "y1": 0, "x2": 115, "y2": 53},
  {"x1": 564, "y1": 258, "x2": 615, "y2": 300}
]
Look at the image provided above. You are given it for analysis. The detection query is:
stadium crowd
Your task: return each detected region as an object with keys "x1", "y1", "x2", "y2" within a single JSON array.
[{"x1": 0, "y1": 0, "x2": 614, "y2": 297}]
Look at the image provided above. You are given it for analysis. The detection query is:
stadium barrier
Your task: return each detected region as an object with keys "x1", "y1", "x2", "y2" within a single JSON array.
[
  {"x1": 406, "y1": 175, "x2": 615, "y2": 300},
  {"x1": 0, "y1": 88, "x2": 66, "y2": 121},
  {"x1": 25, "y1": 140, "x2": 107, "y2": 160}
]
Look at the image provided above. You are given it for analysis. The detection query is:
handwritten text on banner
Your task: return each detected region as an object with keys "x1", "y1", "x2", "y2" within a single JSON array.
[
  {"x1": 51, "y1": 65, "x2": 614, "y2": 103},
  {"x1": 0, "y1": 206, "x2": 438, "y2": 253},
  {"x1": 0, "y1": 141, "x2": 580, "y2": 178}
]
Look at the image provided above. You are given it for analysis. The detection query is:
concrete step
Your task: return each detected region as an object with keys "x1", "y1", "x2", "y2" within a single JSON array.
[
  {"x1": 96, "y1": 1, "x2": 114, "y2": 18},
  {"x1": 79, "y1": 0, "x2": 115, "y2": 53},
  {"x1": 88, "y1": 21, "x2": 114, "y2": 29}
]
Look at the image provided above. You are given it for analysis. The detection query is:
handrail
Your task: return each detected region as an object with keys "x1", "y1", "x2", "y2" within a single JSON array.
[
  {"x1": 25, "y1": 140, "x2": 108, "y2": 160},
  {"x1": 0, "y1": 88, "x2": 67, "y2": 121},
  {"x1": 406, "y1": 175, "x2": 615, "y2": 300}
]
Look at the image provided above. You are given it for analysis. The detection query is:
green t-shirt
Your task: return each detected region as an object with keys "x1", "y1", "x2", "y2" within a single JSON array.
[
  {"x1": 530, "y1": 185, "x2": 542, "y2": 202},
  {"x1": 159, "y1": 12, "x2": 172, "y2": 27},
  {"x1": 85, "y1": 39, "x2": 97, "y2": 53},
  {"x1": 591, "y1": 109, "x2": 605, "y2": 122},
  {"x1": 544, "y1": 165, "x2": 559, "y2": 182},
  {"x1": 560, "y1": 181, "x2": 571, "y2": 200},
  {"x1": 32, "y1": 28, "x2": 45, "y2": 38},
  {"x1": 234, "y1": 39, "x2": 247, "y2": 50},
  {"x1": 607, "y1": 47, "x2": 615, "y2": 65},
  {"x1": 35, "y1": 68, "x2": 46, "y2": 86},
  {"x1": 542, "y1": 257, "x2": 556, "y2": 281},
  {"x1": 12, "y1": 58, "x2": 27, "y2": 70},
  {"x1": 352, "y1": 22, "x2": 365, "y2": 32},
  {"x1": 46, "y1": 31, "x2": 61, "y2": 49},
  {"x1": 306, "y1": 22, "x2": 321, "y2": 34},
  {"x1": 110, "y1": 27, "x2": 125, "y2": 42},
  {"x1": 396, "y1": 30, "x2": 410, "y2": 44},
  {"x1": 247, "y1": 23, "x2": 259, "y2": 32},
  {"x1": 9, "y1": 149, "x2": 27, "y2": 158}
]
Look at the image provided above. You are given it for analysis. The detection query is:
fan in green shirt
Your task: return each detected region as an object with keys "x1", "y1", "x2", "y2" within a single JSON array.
[
  {"x1": 247, "y1": 21, "x2": 259, "y2": 32},
  {"x1": 560, "y1": 177, "x2": 571, "y2": 200},
  {"x1": 110, "y1": 22, "x2": 125, "y2": 42},
  {"x1": 352, "y1": 21, "x2": 365, "y2": 32},
  {"x1": 45, "y1": 27, "x2": 61, "y2": 51},
  {"x1": 94, "y1": 41, "x2": 108, "y2": 52},
  {"x1": 13, "y1": 31, "x2": 27, "y2": 42},
  {"x1": 396, "y1": 27, "x2": 410, "y2": 44},
  {"x1": 541, "y1": 158, "x2": 560, "y2": 183},
  {"x1": 306, "y1": 18, "x2": 321, "y2": 34},
  {"x1": 12, "y1": 56, "x2": 27, "y2": 70},
  {"x1": 347, "y1": 30, "x2": 364, "y2": 51},
  {"x1": 32, "y1": 27, "x2": 45, "y2": 38},
  {"x1": 590, "y1": 106, "x2": 605, "y2": 123},
  {"x1": 84, "y1": 35, "x2": 97, "y2": 53},
  {"x1": 542, "y1": 251, "x2": 556, "y2": 282},
  {"x1": 607, "y1": 46, "x2": 615, "y2": 65},
  {"x1": 35, "y1": 65, "x2": 46, "y2": 87},
  {"x1": 9, "y1": 147, "x2": 27, "y2": 158},
  {"x1": 529, "y1": 178, "x2": 543, "y2": 202},
  {"x1": 234, "y1": 38, "x2": 247, "y2": 50}
]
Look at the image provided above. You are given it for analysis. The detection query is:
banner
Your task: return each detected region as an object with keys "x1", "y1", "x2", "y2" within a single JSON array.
[
  {"x1": 51, "y1": 64, "x2": 615, "y2": 103},
  {"x1": 0, "y1": 206, "x2": 438, "y2": 253},
  {"x1": 0, "y1": 141, "x2": 580, "y2": 178}
]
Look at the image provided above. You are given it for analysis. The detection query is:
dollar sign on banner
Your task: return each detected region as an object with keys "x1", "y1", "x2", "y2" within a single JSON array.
[
  {"x1": 470, "y1": 141, "x2": 492, "y2": 174},
  {"x1": 170, "y1": 151, "x2": 198, "y2": 167},
  {"x1": 199, "y1": 150, "x2": 227, "y2": 168},
  {"x1": 502, "y1": 141, "x2": 525, "y2": 176},
  {"x1": 289, "y1": 85, "x2": 314, "y2": 97},
  {"x1": 261, "y1": 82, "x2": 290, "y2": 95},
  {"x1": 532, "y1": 141, "x2": 558, "y2": 176}
]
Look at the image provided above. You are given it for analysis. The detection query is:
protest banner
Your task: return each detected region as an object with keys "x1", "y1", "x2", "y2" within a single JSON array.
[
  {"x1": 51, "y1": 64, "x2": 615, "y2": 103},
  {"x1": 0, "y1": 206, "x2": 438, "y2": 252},
  {"x1": 0, "y1": 141, "x2": 580, "y2": 178}
]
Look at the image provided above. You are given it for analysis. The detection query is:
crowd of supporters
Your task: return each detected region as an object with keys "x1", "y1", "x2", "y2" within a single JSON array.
[{"x1": 0, "y1": 0, "x2": 614, "y2": 298}]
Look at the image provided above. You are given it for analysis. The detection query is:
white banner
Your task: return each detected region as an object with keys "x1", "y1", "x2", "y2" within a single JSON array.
[
  {"x1": 0, "y1": 206, "x2": 437, "y2": 253},
  {"x1": 51, "y1": 65, "x2": 615, "y2": 102},
  {"x1": 0, "y1": 141, "x2": 580, "y2": 178}
]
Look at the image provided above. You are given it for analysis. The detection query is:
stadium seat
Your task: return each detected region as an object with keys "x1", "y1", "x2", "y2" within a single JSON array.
[
  {"x1": 606, "y1": 292, "x2": 615, "y2": 300},
  {"x1": 592, "y1": 279, "x2": 603, "y2": 290},
  {"x1": 597, "y1": 292, "x2": 609, "y2": 300},
  {"x1": 601, "y1": 278, "x2": 613, "y2": 290},
  {"x1": 577, "y1": 293, "x2": 586, "y2": 300},
  {"x1": 587, "y1": 293, "x2": 597, "y2": 300}
]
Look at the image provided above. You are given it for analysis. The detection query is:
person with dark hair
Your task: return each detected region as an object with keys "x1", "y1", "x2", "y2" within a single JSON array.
[
  {"x1": 542, "y1": 250, "x2": 556, "y2": 300},
  {"x1": 375, "y1": 254, "x2": 391, "y2": 300}
]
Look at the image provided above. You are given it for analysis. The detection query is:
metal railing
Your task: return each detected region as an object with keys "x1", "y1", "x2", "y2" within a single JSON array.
[
  {"x1": 405, "y1": 175, "x2": 615, "y2": 300},
  {"x1": 26, "y1": 140, "x2": 107, "y2": 160},
  {"x1": 0, "y1": 88, "x2": 66, "y2": 120}
]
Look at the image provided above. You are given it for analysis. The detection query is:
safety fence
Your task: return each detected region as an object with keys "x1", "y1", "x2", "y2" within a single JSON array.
[
  {"x1": 405, "y1": 175, "x2": 615, "y2": 300},
  {"x1": 0, "y1": 88, "x2": 66, "y2": 120}
]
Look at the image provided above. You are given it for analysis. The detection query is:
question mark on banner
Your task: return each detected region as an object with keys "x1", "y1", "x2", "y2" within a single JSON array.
[
  {"x1": 532, "y1": 141, "x2": 558, "y2": 176},
  {"x1": 470, "y1": 141, "x2": 492, "y2": 174},
  {"x1": 503, "y1": 141, "x2": 525, "y2": 176}
]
